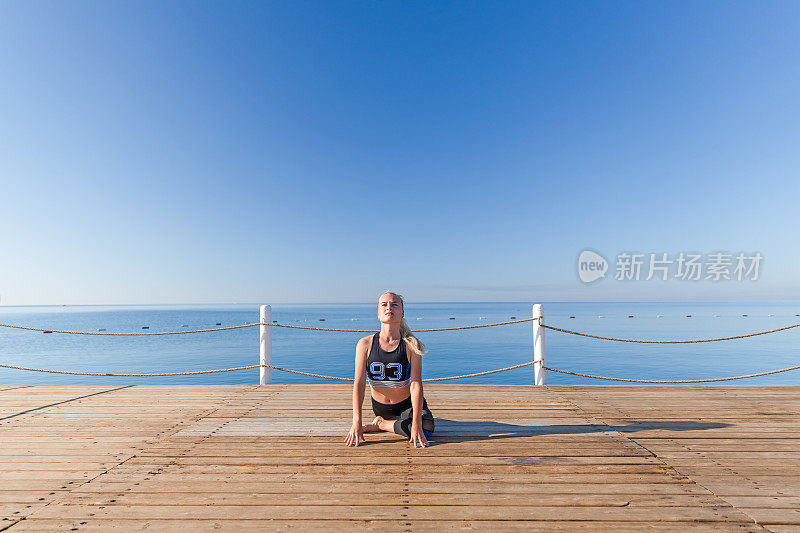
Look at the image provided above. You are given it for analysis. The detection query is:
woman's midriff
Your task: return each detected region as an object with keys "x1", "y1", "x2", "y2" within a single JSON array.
[{"x1": 370, "y1": 384, "x2": 411, "y2": 405}]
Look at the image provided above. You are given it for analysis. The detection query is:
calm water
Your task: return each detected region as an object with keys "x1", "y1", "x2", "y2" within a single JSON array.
[{"x1": 1, "y1": 302, "x2": 799, "y2": 386}]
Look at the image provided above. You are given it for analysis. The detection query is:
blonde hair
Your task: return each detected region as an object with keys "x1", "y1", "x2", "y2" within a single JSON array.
[{"x1": 380, "y1": 291, "x2": 426, "y2": 356}]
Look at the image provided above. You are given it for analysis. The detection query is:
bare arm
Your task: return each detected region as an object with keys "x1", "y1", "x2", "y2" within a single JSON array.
[
  {"x1": 352, "y1": 338, "x2": 368, "y2": 425},
  {"x1": 344, "y1": 337, "x2": 369, "y2": 447},
  {"x1": 408, "y1": 348, "x2": 428, "y2": 447}
]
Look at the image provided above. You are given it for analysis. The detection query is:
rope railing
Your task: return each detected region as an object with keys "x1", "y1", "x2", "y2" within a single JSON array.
[
  {"x1": 0, "y1": 318, "x2": 534, "y2": 336},
  {"x1": 0, "y1": 361, "x2": 535, "y2": 381},
  {"x1": 542, "y1": 364, "x2": 800, "y2": 383},
  {"x1": 2, "y1": 309, "x2": 799, "y2": 383},
  {"x1": 0, "y1": 363, "x2": 264, "y2": 377},
  {"x1": 2, "y1": 359, "x2": 798, "y2": 383},
  {"x1": 2, "y1": 317, "x2": 798, "y2": 342},
  {"x1": 0, "y1": 323, "x2": 261, "y2": 335},
  {"x1": 540, "y1": 321, "x2": 800, "y2": 344}
]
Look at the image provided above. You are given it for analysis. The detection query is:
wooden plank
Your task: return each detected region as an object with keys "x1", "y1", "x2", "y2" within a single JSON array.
[
  {"x1": 723, "y1": 496, "x2": 800, "y2": 509},
  {"x1": 6, "y1": 519, "x2": 766, "y2": 532},
  {"x1": 99, "y1": 463, "x2": 677, "y2": 474},
  {"x1": 27, "y1": 504, "x2": 756, "y2": 521},
  {"x1": 69, "y1": 481, "x2": 714, "y2": 495},
  {"x1": 119, "y1": 455, "x2": 660, "y2": 465},
  {"x1": 89, "y1": 473, "x2": 696, "y2": 483},
  {"x1": 0, "y1": 491, "x2": 68, "y2": 504},
  {"x1": 55, "y1": 492, "x2": 730, "y2": 508}
]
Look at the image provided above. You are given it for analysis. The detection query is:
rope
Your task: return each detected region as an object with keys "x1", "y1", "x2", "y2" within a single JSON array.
[
  {"x1": 7, "y1": 359, "x2": 796, "y2": 382},
  {"x1": 540, "y1": 321, "x2": 800, "y2": 344},
  {"x1": 0, "y1": 363, "x2": 263, "y2": 377},
  {"x1": 271, "y1": 317, "x2": 535, "y2": 333},
  {"x1": 423, "y1": 361, "x2": 535, "y2": 381},
  {"x1": 0, "y1": 318, "x2": 534, "y2": 336},
  {"x1": 266, "y1": 361, "x2": 537, "y2": 382},
  {"x1": 3, "y1": 357, "x2": 797, "y2": 383},
  {"x1": 0, "y1": 363, "x2": 350, "y2": 379},
  {"x1": 4, "y1": 359, "x2": 798, "y2": 382},
  {"x1": 4, "y1": 317, "x2": 797, "y2": 342},
  {"x1": 407, "y1": 318, "x2": 534, "y2": 332},
  {"x1": 0, "y1": 323, "x2": 261, "y2": 335},
  {"x1": 542, "y1": 364, "x2": 800, "y2": 383},
  {"x1": 0, "y1": 361, "x2": 533, "y2": 381}
]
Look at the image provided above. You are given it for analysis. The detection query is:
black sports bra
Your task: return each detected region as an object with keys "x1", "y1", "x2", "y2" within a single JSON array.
[{"x1": 366, "y1": 332, "x2": 411, "y2": 388}]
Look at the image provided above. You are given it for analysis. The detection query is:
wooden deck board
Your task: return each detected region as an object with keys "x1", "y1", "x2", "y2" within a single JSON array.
[{"x1": 0, "y1": 384, "x2": 797, "y2": 531}]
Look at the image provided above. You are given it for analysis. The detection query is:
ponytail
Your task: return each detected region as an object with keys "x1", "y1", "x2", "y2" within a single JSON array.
[{"x1": 400, "y1": 317, "x2": 426, "y2": 356}]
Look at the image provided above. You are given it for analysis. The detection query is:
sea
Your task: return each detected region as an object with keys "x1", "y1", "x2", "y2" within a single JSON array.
[{"x1": 1, "y1": 301, "x2": 799, "y2": 386}]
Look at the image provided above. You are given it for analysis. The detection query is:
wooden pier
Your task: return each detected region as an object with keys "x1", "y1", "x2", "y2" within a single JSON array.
[{"x1": 1, "y1": 384, "x2": 799, "y2": 531}]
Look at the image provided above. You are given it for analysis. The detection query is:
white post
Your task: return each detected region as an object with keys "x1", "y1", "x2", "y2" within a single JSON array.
[
  {"x1": 532, "y1": 304, "x2": 546, "y2": 385},
  {"x1": 260, "y1": 305, "x2": 272, "y2": 385}
]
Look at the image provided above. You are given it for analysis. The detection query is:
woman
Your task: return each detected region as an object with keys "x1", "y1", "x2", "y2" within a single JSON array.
[{"x1": 344, "y1": 291, "x2": 434, "y2": 448}]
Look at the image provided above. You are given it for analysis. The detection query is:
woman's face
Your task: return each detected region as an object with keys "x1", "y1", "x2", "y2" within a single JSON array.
[{"x1": 377, "y1": 293, "x2": 404, "y2": 324}]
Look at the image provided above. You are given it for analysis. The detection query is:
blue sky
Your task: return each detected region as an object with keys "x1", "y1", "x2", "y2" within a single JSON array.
[{"x1": 1, "y1": 1, "x2": 799, "y2": 305}]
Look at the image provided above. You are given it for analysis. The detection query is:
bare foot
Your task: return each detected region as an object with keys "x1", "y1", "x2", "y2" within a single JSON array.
[{"x1": 362, "y1": 416, "x2": 384, "y2": 433}]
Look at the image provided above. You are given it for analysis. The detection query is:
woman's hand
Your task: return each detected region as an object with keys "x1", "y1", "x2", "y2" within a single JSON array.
[
  {"x1": 409, "y1": 423, "x2": 429, "y2": 448},
  {"x1": 344, "y1": 422, "x2": 364, "y2": 447}
]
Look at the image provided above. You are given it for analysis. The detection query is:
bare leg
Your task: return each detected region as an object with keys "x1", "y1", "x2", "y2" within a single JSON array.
[
  {"x1": 362, "y1": 416, "x2": 384, "y2": 433},
  {"x1": 378, "y1": 417, "x2": 435, "y2": 435},
  {"x1": 367, "y1": 416, "x2": 435, "y2": 436},
  {"x1": 361, "y1": 416, "x2": 396, "y2": 433},
  {"x1": 376, "y1": 416, "x2": 395, "y2": 432}
]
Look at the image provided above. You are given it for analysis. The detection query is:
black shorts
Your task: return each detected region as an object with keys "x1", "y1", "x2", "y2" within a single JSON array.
[{"x1": 371, "y1": 396, "x2": 434, "y2": 438}]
